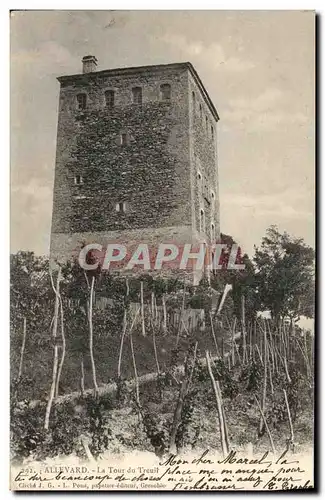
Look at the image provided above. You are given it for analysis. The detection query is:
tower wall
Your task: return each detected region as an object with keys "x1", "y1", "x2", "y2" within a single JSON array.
[
  {"x1": 188, "y1": 73, "x2": 220, "y2": 243},
  {"x1": 50, "y1": 62, "x2": 220, "y2": 281}
]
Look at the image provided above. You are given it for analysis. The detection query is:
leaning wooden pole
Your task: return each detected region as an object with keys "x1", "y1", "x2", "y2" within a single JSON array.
[
  {"x1": 169, "y1": 342, "x2": 198, "y2": 454},
  {"x1": 80, "y1": 354, "x2": 85, "y2": 396},
  {"x1": 129, "y1": 314, "x2": 140, "y2": 407},
  {"x1": 280, "y1": 322, "x2": 291, "y2": 384},
  {"x1": 151, "y1": 292, "x2": 155, "y2": 324},
  {"x1": 241, "y1": 294, "x2": 247, "y2": 364},
  {"x1": 117, "y1": 279, "x2": 129, "y2": 379},
  {"x1": 18, "y1": 317, "x2": 27, "y2": 380},
  {"x1": 88, "y1": 276, "x2": 99, "y2": 396},
  {"x1": 231, "y1": 318, "x2": 236, "y2": 366},
  {"x1": 152, "y1": 319, "x2": 160, "y2": 376},
  {"x1": 259, "y1": 324, "x2": 268, "y2": 435},
  {"x1": 295, "y1": 337, "x2": 312, "y2": 380},
  {"x1": 268, "y1": 342, "x2": 274, "y2": 395},
  {"x1": 283, "y1": 388, "x2": 295, "y2": 448},
  {"x1": 162, "y1": 293, "x2": 167, "y2": 333},
  {"x1": 44, "y1": 267, "x2": 61, "y2": 430},
  {"x1": 254, "y1": 395, "x2": 276, "y2": 455},
  {"x1": 55, "y1": 297, "x2": 66, "y2": 398},
  {"x1": 206, "y1": 350, "x2": 229, "y2": 456},
  {"x1": 210, "y1": 312, "x2": 220, "y2": 358},
  {"x1": 140, "y1": 281, "x2": 146, "y2": 337},
  {"x1": 176, "y1": 282, "x2": 186, "y2": 346}
]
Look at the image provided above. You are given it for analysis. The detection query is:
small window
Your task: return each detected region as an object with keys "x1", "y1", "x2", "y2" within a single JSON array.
[
  {"x1": 211, "y1": 126, "x2": 214, "y2": 139},
  {"x1": 132, "y1": 87, "x2": 142, "y2": 105},
  {"x1": 205, "y1": 116, "x2": 209, "y2": 132},
  {"x1": 203, "y1": 176, "x2": 209, "y2": 200},
  {"x1": 199, "y1": 209, "x2": 205, "y2": 233},
  {"x1": 199, "y1": 104, "x2": 203, "y2": 118},
  {"x1": 120, "y1": 132, "x2": 129, "y2": 146},
  {"x1": 76, "y1": 93, "x2": 87, "y2": 110},
  {"x1": 116, "y1": 202, "x2": 126, "y2": 213},
  {"x1": 74, "y1": 175, "x2": 83, "y2": 185},
  {"x1": 211, "y1": 191, "x2": 215, "y2": 200},
  {"x1": 192, "y1": 91, "x2": 196, "y2": 109},
  {"x1": 197, "y1": 171, "x2": 202, "y2": 181},
  {"x1": 105, "y1": 90, "x2": 115, "y2": 108},
  {"x1": 160, "y1": 83, "x2": 171, "y2": 101},
  {"x1": 211, "y1": 223, "x2": 216, "y2": 241}
]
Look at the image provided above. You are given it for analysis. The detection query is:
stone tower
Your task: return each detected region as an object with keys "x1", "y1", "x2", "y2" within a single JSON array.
[{"x1": 50, "y1": 57, "x2": 220, "y2": 278}]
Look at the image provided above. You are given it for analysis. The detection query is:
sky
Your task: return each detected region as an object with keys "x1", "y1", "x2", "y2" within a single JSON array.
[{"x1": 10, "y1": 10, "x2": 315, "y2": 257}]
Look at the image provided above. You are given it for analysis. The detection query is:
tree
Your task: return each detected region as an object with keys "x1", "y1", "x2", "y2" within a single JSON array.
[
  {"x1": 254, "y1": 226, "x2": 315, "y2": 321},
  {"x1": 210, "y1": 233, "x2": 257, "y2": 323}
]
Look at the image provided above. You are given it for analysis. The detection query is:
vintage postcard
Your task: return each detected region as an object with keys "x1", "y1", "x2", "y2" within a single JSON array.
[{"x1": 10, "y1": 10, "x2": 315, "y2": 491}]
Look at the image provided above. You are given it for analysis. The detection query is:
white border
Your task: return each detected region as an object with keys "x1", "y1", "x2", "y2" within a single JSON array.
[{"x1": 2, "y1": 3, "x2": 321, "y2": 498}]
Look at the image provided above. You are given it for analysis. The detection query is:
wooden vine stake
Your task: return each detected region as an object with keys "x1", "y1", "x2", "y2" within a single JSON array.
[
  {"x1": 129, "y1": 307, "x2": 141, "y2": 408},
  {"x1": 206, "y1": 350, "x2": 230, "y2": 457},
  {"x1": 254, "y1": 395, "x2": 276, "y2": 455},
  {"x1": 176, "y1": 282, "x2": 186, "y2": 346},
  {"x1": 18, "y1": 317, "x2": 27, "y2": 380},
  {"x1": 169, "y1": 342, "x2": 198, "y2": 454},
  {"x1": 241, "y1": 294, "x2": 247, "y2": 364},
  {"x1": 162, "y1": 293, "x2": 167, "y2": 334},
  {"x1": 280, "y1": 322, "x2": 291, "y2": 384},
  {"x1": 140, "y1": 281, "x2": 146, "y2": 337},
  {"x1": 80, "y1": 354, "x2": 85, "y2": 396},
  {"x1": 152, "y1": 311, "x2": 160, "y2": 377},
  {"x1": 283, "y1": 389, "x2": 295, "y2": 451},
  {"x1": 55, "y1": 297, "x2": 66, "y2": 398},
  {"x1": 231, "y1": 318, "x2": 236, "y2": 366},
  {"x1": 259, "y1": 324, "x2": 268, "y2": 435},
  {"x1": 44, "y1": 267, "x2": 61, "y2": 430},
  {"x1": 117, "y1": 279, "x2": 129, "y2": 380},
  {"x1": 88, "y1": 275, "x2": 99, "y2": 396},
  {"x1": 209, "y1": 312, "x2": 220, "y2": 358}
]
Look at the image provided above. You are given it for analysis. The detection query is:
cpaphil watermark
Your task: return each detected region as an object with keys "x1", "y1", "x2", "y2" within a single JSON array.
[{"x1": 77, "y1": 243, "x2": 245, "y2": 272}]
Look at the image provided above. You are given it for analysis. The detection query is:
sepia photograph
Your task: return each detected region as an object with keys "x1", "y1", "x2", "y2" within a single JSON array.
[{"x1": 10, "y1": 10, "x2": 315, "y2": 491}]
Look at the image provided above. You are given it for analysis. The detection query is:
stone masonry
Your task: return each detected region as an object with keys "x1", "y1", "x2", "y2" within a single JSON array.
[{"x1": 50, "y1": 57, "x2": 220, "y2": 281}]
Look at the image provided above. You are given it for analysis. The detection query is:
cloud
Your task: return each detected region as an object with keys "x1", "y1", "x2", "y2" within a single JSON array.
[
  {"x1": 41, "y1": 41, "x2": 76, "y2": 69},
  {"x1": 223, "y1": 109, "x2": 309, "y2": 131},
  {"x1": 11, "y1": 179, "x2": 53, "y2": 254},
  {"x1": 230, "y1": 88, "x2": 283, "y2": 112},
  {"x1": 220, "y1": 57, "x2": 255, "y2": 72},
  {"x1": 11, "y1": 179, "x2": 53, "y2": 215},
  {"x1": 11, "y1": 41, "x2": 76, "y2": 76},
  {"x1": 223, "y1": 88, "x2": 309, "y2": 130},
  {"x1": 220, "y1": 186, "x2": 314, "y2": 255},
  {"x1": 251, "y1": 111, "x2": 309, "y2": 130},
  {"x1": 221, "y1": 190, "x2": 313, "y2": 221},
  {"x1": 158, "y1": 34, "x2": 255, "y2": 72}
]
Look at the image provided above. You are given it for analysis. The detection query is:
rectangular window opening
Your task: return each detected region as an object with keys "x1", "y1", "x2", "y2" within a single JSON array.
[
  {"x1": 211, "y1": 223, "x2": 216, "y2": 241},
  {"x1": 200, "y1": 209, "x2": 205, "y2": 234},
  {"x1": 120, "y1": 132, "x2": 128, "y2": 146},
  {"x1": 192, "y1": 91, "x2": 196, "y2": 109},
  {"x1": 76, "y1": 94, "x2": 87, "y2": 110},
  {"x1": 105, "y1": 90, "x2": 115, "y2": 108},
  {"x1": 74, "y1": 175, "x2": 84, "y2": 185},
  {"x1": 160, "y1": 83, "x2": 171, "y2": 101},
  {"x1": 116, "y1": 202, "x2": 126, "y2": 213},
  {"x1": 132, "y1": 87, "x2": 142, "y2": 105}
]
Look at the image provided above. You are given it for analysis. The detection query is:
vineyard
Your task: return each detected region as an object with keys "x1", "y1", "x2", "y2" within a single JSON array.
[{"x1": 10, "y1": 243, "x2": 314, "y2": 465}]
